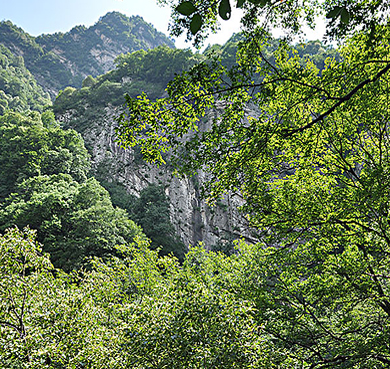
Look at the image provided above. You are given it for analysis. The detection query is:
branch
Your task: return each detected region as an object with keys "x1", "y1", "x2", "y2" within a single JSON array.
[
  {"x1": 282, "y1": 62, "x2": 390, "y2": 137},
  {"x1": 0, "y1": 320, "x2": 20, "y2": 333}
]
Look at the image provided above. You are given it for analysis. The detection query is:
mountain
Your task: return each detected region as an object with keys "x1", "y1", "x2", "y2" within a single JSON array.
[
  {"x1": 0, "y1": 12, "x2": 175, "y2": 97},
  {"x1": 0, "y1": 14, "x2": 339, "y2": 253},
  {"x1": 52, "y1": 44, "x2": 257, "y2": 250},
  {"x1": 51, "y1": 35, "x2": 339, "y2": 251}
]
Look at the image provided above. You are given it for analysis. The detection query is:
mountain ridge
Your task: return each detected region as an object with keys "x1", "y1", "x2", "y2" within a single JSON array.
[{"x1": 0, "y1": 11, "x2": 175, "y2": 97}]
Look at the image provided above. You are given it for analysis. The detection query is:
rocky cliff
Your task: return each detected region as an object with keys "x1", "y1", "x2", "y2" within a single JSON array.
[
  {"x1": 57, "y1": 104, "x2": 256, "y2": 249},
  {"x1": 0, "y1": 12, "x2": 338, "y2": 252}
]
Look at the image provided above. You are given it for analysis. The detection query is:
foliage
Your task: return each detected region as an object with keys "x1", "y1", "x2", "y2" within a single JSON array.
[
  {"x1": 4, "y1": 1, "x2": 390, "y2": 366},
  {"x1": 0, "y1": 227, "x2": 53, "y2": 338},
  {"x1": 53, "y1": 35, "x2": 336, "y2": 121},
  {"x1": 0, "y1": 111, "x2": 90, "y2": 199},
  {"x1": 0, "y1": 227, "x2": 130, "y2": 368},
  {"x1": 114, "y1": 46, "x2": 200, "y2": 87},
  {"x1": 53, "y1": 46, "x2": 203, "y2": 119},
  {"x1": 98, "y1": 179, "x2": 138, "y2": 216},
  {"x1": 163, "y1": 0, "x2": 389, "y2": 47},
  {"x1": 7, "y1": 224, "x2": 387, "y2": 368},
  {"x1": 204, "y1": 35, "x2": 339, "y2": 85},
  {"x1": 40, "y1": 110, "x2": 58, "y2": 128},
  {"x1": 82, "y1": 75, "x2": 96, "y2": 88},
  {"x1": 131, "y1": 184, "x2": 186, "y2": 261},
  {"x1": 0, "y1": 44, "x2": 50, "y2": 113},
  {"x1": 0, "y1": 228, "x2": 273, "y2": 368},
  {"x1": 116, "y1": 0, "x2": 390, "y2": 365},
  {"x1": 0, "y1": 111, "x2": 144, "y2": 271},
  {"x1": 2, "y1": 204, "x2": 388, "y2": 367},
  {"x1": 0, "y1": 21, "x2": 43, "y2": 62},
  {"x1": 0, "y1": 175, "x2": 144, "y2": 271},
  {"x1": 36, "y1": 12, "x2": 174, "y2": 64},
  {"x1": 97, "y1": 178, "x2": 187, "y2": 259},
  {"x1": 97, "y1": 179, "x2": 186, "y2": 261},
  {"x1": 0, "y1": 12, "x2": 175, "y2": 97}
]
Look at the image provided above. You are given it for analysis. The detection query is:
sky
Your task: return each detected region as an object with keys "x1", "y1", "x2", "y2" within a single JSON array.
[{"x1": 1, "y1": 0, "x2": 326, "y2": 49}]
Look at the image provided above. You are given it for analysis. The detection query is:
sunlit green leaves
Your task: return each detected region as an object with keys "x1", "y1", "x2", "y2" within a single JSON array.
[
  {"x1": 116, "y1": 21, "x2": 390, "y2": 367},
  {"x1": 0, "y1": 228, "x2": 274, "y2": 368}
]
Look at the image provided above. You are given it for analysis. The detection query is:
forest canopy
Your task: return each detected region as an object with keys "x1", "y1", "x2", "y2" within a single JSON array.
[
  {"x1": 2, "y1": 1, "x2": 390, "y2": 367},
  {"x1": 113, "y1": 0, "x2": 390, "y2": 367},
  {"x1": 0, "y1": 112, "x2": 144, "y2": 271}
]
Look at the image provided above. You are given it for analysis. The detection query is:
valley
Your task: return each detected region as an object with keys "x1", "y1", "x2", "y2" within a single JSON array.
[{"x1": 1, "y1": 3, "x2": 389, "y2": 367}]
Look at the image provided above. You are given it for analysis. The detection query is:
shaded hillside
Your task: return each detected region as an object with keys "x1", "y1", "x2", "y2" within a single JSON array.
[
  {"x1": 0, "y1": 44, "x2": 51, "y2": 113},
  {"x1": 0, "y1": 12, "x2": 175, "y2": 97},
  {"x1": 53, "y1": 46, "x2": 203, "y2": 121}
]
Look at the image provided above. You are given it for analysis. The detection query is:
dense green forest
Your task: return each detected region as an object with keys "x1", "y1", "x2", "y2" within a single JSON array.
[
  {"x1": 53, "y1": 45, "x2": 203, "y2": 117},
  {"x1": 0, "y1": 12, "x2": 174, "y2": 97},
  {"x1": 0, "y1": 111, "x2": 145, "y2": 271},
  {"x1": 2, "y1": 1, "x2": 390, "y2": 367},
  {"x1": 0, "y1": 44, "x2": 51, "y2": 113}
]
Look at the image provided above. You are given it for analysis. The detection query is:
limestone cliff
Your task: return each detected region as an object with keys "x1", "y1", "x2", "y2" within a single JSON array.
[{"x1": 57, "y1": 105, "x2": 256, "y2": 249}]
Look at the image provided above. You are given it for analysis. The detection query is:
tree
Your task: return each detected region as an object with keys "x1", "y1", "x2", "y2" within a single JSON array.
[
  {"x1": 0, "y1": 111, "x2": 90, "y2": 198},
  {"x1": 0, "y1": 44, "x2": 50, "y2": 113},
  {"x1": 116, "y1": 1, "x2": 390, "y2": 367},
  {"x1": 0, "y1": 227, "x2": 52, "y2": 339},
  {"x1": 0, "y1": 175, "x2": 144, "y2": 271},
  {"x1": 132, "y1": 184, "x2": 186, "y2": 261},
  {"x1": 0, "y1": 111, "x2": 144, "y2": 271},
  {"x1": 0, "y1": 227, "x2": 132, "y2": 368},
  {"x1": 0, "y1": 228, "x2": 270, "y2": 368},
  {"x1": 0, "y1": 227, "x2": 55, "y2": 367},
  {"x1": 162, "y1": 0, "x2": 389, "y2": 46}
]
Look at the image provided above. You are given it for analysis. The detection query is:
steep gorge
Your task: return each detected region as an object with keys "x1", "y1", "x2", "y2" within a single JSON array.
[
  {"x1": 0, "y1": 12, "x2": 337, "y2": 252},
  {"x1": 57, "y1": 103, "x2": 254, "y2": 249}
]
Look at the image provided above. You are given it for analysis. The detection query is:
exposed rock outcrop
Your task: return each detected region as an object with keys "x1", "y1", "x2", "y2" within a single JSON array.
[{"x1": 57, "y1": 105, "x2": 256, "y2": 249}]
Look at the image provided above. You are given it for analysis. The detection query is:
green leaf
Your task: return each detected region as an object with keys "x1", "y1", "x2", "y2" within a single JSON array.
[
  {"x1": 326, "y1": 6, "x2": 342, "y2": 19},
  {"x1": 248, "y1": 0, "x2": 267, "y2": 6},
  {"x1": 190, "y1": 14, "x2": 203, "y2": 35},
  {"x1": 340, "y1": 8, "x2": 350, "y2": 24},
  {"x1": 176, "y1": 1, "x2": 197, "y2": 16},
  {"x1": 219, "y1": 0, "x2": 232, "y2": 20},
  {"x1": 236, "y1": 0, "x2": 245, "y2": 8}
]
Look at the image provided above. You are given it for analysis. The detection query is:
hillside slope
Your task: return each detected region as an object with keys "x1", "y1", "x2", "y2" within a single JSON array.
[
  {"x1": 0, "y1": 44, "x2": 51, "y2": 113},
  {"x1": 0, "y1": 12, "x2": 175, "y2": 97}
]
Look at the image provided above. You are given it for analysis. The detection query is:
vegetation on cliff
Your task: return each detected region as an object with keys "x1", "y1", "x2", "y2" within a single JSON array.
[
  {"x1": 2, "y1": 1, "x2": 390, "y2": 366},
  {"x1": 0, "y1": 112, "x2": 143, "y2": 271},
  {"x1": 0, "y1": 44, "x2": 50, "y2": 113},
  {"x1": 53, "y1": 45, "x2": 203, "y2": 118}
]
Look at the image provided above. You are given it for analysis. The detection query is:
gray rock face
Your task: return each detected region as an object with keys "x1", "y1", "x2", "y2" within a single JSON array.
[{"x1": 57, "y1": 105, "x2": 257, "y2": 249}]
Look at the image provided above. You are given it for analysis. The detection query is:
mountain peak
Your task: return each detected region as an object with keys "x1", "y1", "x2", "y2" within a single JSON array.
[
  {"x1": 0, "y1": 12, "x2": 175, "y2": 98},
  {"x1": 98, "y1": 11, "x2": 133, "y2": 23}
]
